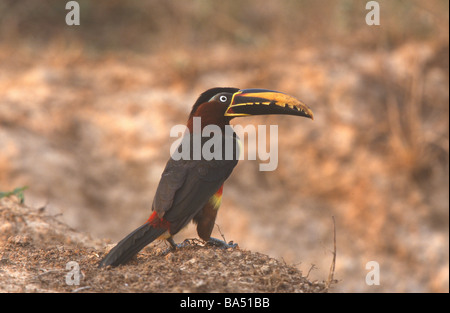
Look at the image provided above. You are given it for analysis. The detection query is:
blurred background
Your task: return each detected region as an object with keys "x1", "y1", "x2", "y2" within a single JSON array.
[{"x1": 0, "y1": 0, "x2": 448, "y2": 292}]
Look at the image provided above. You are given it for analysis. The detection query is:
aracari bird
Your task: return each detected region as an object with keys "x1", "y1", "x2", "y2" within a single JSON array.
[{"x1": 99, "y1": 87, "x2": 313, "y2": 267}]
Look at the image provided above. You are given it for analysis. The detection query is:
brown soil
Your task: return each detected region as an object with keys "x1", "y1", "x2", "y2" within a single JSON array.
[{"x1": 0, "y1": 196, "x2": 330, "y2": 293}]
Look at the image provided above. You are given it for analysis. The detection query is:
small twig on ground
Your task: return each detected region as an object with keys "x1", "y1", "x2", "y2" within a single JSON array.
[
  {"x1": 72, "y1": 286, "x2": 91, "y2": 293},
  {"x1": 32, "y1": 269, "x2": 63, "y2": 280},
  {"x1": 305, "y1": 264, "x2": 317, "y2": 279},
  {"x1": 215, "y1": 223, "x2": 227, "y2": 242},
  {"x1": 326, "y1": 216, "x2": 337, "y2": 289}
]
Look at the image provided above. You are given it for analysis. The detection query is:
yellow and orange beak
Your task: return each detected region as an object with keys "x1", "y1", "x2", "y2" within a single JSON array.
[{"x1": 224, "y1": 89, "x2": 314, "y2": 120}]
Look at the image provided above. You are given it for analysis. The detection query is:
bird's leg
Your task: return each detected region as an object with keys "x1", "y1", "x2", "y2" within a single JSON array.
[
  {"x1": 161, "y1": 237, "x2": 193, "y2": 255},
  {"x1": 207, "y1": 237, "x2": 238, "y2": 249},
  {"x1": 166, "y1": 237, "x2": 177, "y2": 250},
  {"x1": 160, "y1": 237, "x2": 179, "y2": 255}
]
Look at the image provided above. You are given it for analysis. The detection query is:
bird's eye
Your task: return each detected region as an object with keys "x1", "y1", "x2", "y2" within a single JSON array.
[{"x1": 219, "y1": 95, "x2": 228, "y2": 103}]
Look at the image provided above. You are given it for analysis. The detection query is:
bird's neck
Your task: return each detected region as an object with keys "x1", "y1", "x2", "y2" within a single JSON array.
[
  {"x1": 186, "y1": 105, "x2": 230, "y2": 133},
  {"x1": 186, "y1": 117, "x2": 230, "y2": 133}
]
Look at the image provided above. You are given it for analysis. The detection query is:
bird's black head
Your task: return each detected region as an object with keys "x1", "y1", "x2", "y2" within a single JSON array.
[
  {"x1": 188, "y1": 87, "x2": 313, "y2": 129},
  {"x1": 189, "y1": 87, "x2": 240, "y2": 119}
]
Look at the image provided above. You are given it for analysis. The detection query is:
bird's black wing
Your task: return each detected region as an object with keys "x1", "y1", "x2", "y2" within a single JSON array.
[{"x1": 152, "y1": 133, "x2": 239, "y2": 234}]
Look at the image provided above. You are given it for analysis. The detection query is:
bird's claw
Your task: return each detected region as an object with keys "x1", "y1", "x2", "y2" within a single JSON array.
[
  {"x1": 207, "y1": 237, "x2": 238, "y2": 249},
  {"x1": 161, "y1": 238, "x2": 202, "y2": 255}
]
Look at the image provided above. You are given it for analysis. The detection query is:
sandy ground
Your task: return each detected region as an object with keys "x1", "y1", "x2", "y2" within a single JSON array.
[{"x1": 0, "y1": 196, "x2": 331, "y2": 293}]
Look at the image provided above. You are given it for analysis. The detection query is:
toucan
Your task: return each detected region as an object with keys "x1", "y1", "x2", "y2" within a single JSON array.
[{"x1": 99, "y1": 87, "x2": 313, "y2": 267}]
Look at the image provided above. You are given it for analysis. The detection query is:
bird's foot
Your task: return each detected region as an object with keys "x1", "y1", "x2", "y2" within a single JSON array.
[
  {"x1": 160, "y1": 237, "x2": 237, "y2": 255},
  {"x1": 207, "y1": 237, "x2": 238, "y2": 249},
  {"x1": 161, "y1": 238, "x2": 202, "y2": 255}
]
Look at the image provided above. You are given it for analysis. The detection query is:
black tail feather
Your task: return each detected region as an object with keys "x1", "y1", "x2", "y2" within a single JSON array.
[{"x1": 98, "y1": 223, "x2": 166, "y2": 267}]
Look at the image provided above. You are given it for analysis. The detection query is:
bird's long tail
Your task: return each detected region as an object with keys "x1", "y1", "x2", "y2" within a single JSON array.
[{"x1": 98, "y1": 212, "x2": 168, "y2": 267}]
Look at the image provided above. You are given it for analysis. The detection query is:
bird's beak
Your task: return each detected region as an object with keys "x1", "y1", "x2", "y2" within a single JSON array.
[{"x1": 224, "y1": 89, "x2": 314, "y2": 120}]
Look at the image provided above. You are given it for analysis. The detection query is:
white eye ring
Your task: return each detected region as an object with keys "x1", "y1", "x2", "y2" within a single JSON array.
[{"x1": 219, "y1": 95, "x2": 228, "y2": 103}]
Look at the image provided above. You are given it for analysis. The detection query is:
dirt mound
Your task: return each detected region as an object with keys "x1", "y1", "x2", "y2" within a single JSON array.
[{"x1": 0, "y1": 196, "x2": 330, "y2": 293}]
